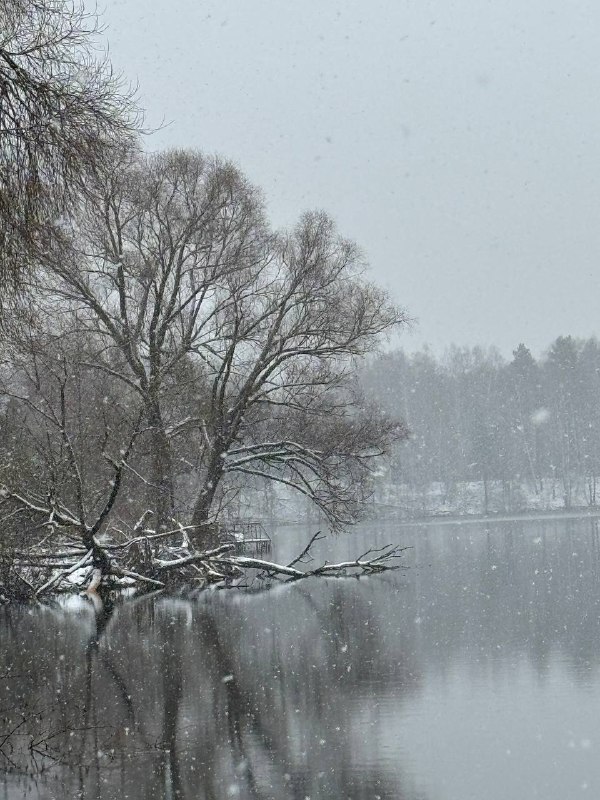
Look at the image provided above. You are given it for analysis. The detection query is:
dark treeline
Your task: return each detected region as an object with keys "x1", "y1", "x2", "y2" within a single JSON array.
[{"x1": 362, "y1": 336, "x2": 600, "y2": 514}]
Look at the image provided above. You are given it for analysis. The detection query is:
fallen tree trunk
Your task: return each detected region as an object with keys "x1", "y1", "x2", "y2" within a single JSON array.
[
  {"x1": 3, "y1": 527, "x2": 408, "y2": 600},
  {"x1": 35, "y1": 550, "x2": 93, "y2": 597}
]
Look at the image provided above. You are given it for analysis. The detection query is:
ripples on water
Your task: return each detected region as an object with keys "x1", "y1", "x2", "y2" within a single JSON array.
[{"x1": 2, "y1": 517, "x2": 600, "y2": 799}]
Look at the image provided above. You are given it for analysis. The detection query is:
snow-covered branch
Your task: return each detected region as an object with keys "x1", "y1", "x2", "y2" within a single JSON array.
[{"x1": 3, "y1": 530, "x2": 407, "y2": 599}]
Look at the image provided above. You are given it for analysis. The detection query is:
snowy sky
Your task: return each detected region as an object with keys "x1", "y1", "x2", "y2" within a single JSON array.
[{"x1": 101, "y1": 0, "x2": 600, "y2": 357}]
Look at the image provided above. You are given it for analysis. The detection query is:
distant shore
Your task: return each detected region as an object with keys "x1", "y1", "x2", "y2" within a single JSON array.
[{"x1": 379, "y1": 506, "x2": 600, "y2": 527}]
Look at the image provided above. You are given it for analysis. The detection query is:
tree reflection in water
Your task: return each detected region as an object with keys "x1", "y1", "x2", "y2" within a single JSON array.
[
  {"x1": 6, "y1": 518, "x2": 600, "y2": 798},
  {"x1": 0, "y1": 576, "x2": 421, "y2": 799}
]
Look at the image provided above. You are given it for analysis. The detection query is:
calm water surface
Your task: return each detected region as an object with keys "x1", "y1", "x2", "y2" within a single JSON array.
[{"x1": 2, "y1": 517, "x2": 600, "y2": 799}]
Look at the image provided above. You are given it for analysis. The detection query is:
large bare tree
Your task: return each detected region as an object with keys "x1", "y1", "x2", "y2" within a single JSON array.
[
  {"x1": 0, "y1": 0, "x2": 138, "y2": 302},
  {"x1": 35, "y1": 148, "x2": 408, "y2": 542},
  {"x1": 45, "y1": 149, "x2": 268, "y2": 532}
]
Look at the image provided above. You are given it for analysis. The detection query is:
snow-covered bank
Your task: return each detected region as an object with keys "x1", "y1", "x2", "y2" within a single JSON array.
[
  {"x1": 369, "y1": 478, "x2": 600, "y2": 520},
  {"x1": 215, "y1": 478, "x2": 600, "y2": 526}
]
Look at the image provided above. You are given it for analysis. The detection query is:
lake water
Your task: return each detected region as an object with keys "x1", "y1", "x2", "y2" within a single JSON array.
[{"x1": 2, "y1": 516, "x2": 600, "y2": 799}]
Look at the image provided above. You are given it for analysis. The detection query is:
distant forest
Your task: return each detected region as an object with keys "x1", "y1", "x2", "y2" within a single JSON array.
[{"x1": 362, "y1": 337, "x2": 600, "y2": 515}]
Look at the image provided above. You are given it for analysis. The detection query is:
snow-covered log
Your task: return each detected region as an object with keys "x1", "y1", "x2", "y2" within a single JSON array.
[{"x1": 2, "y1": 530, "x2": 407, "y2": 599}]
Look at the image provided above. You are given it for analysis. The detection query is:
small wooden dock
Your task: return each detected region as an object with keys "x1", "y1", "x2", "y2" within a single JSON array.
[{"x1": 220, "y1": 520, "x2": 272, "y2": 555}]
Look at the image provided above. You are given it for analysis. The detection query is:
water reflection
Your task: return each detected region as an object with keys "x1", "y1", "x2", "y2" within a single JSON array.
[
  {"x1": 0, "y1": 579, "x2": 418, "y2": 798},
  {"x1": 2, "y1": 518, "x2": 600, "y2": 798}
]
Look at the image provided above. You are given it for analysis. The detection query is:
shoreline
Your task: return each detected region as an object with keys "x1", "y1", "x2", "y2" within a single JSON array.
[{"x1": 384, "y1": 507, "x2": 600, "y2": 527}]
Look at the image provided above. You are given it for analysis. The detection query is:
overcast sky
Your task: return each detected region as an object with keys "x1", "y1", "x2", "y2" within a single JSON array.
[{"x1": 102, "y1": 0, "x2": 600, "y2": 357}]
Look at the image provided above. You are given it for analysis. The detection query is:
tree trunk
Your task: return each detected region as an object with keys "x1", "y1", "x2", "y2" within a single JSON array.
[
  {"x1": 146, "y1": 399, "x2": 175, "y2": 533},
  {"x1": 190, "y1": 453, "x2": 224, "y2": 549},
  {"x1": 82, "y1": 526, "x2": 111, "y2": 578}
]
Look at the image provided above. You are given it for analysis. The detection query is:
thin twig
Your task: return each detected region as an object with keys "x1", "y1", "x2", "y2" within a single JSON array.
[{"x1": 286, "y1": 529, "x2": 324, "y2": 568}]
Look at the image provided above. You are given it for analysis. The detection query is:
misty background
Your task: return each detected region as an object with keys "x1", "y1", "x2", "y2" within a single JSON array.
[{"x1": 102, "y1": 0, "x2": 600, "y2": 356}]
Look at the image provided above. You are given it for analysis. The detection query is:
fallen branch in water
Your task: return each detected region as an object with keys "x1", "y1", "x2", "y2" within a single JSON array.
[
  {"x1": 154, "y1": 543, "x2": 236, "y2": 572},
  {"x1": 109, "y1": 564, "x2": 166, "y2": 588},
  {"x1": 221, "y1": 543, "x2": 408, "y2": 582},
  {"x1": 35, "y1": 550, "x2": 93, "y2": 597},
  {"x1": 4, "y1": 525, "x2": 408, "y2": 599}
]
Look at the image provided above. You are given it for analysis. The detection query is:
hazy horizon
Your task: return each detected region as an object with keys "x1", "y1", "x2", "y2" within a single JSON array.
[{"x1": 102, "y1": 0, "x2": 600, "y2": 356}]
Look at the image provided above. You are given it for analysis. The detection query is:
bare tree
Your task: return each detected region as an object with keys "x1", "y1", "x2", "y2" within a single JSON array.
[
  {"x1": 43, "y1": 149, "x2": 268, "y2": 532},
  {"x1": 0, "y1": 311, "x2": 408, "y2": 594},
  {"x1": 0, "y1": 322, "x2": 145, "y2": 582},
  {"x1": 36, "y1": 149, "x2": 408, "y2": 544},
  {"x1": 0, "y1": 0, "x2": 138, "y2": 302},
  {"x1": 186, "y1": 229, "x2": 408, "y2": 536}
]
